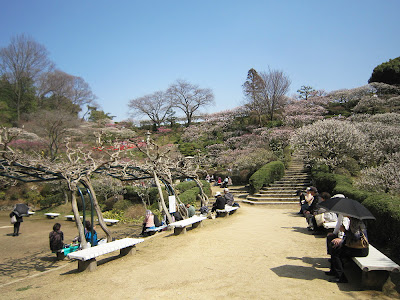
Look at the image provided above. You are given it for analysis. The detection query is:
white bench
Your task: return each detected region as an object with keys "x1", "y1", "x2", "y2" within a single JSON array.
[
  {"x1": 168, "y1": 216, "x2": 207, "y2": 235},
  {"x1": 352, "y1": 244, "x2": 400, "y2": 290},
  {"x1": 65, "y1": 215, "x2": 83, "y2": 221},
  {"x1": 216, "y1": 206, "x2": 239, "y2": 217},
  {"x1": 67, "y1": 238, "x2": 144, "y2": 271},
  {"x1": 45, "y1": 213, "x2": 60, "y2": 219},
  {"x1": 97, "y1": 218, "x2": 119, "y2": 225}
]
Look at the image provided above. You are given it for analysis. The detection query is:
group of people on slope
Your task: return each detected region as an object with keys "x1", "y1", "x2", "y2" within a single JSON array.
[
  {"x1": 298, "y1": 186, "x2": 369, "y2": 283},
  {"x1": 211, "y1": 188, "x2": 238, "y2": 215},
  {"x1": 206, "y1": 175, "x2": 233, "y2": 188}
]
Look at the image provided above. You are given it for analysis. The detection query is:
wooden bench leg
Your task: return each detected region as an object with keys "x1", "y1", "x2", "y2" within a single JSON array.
[
  {"x1": 361, "y1": 270, "x2": 390, "y2": 290},
  {"x1": 174, "y1": 227, "x2": 186, "y2": 235},
  {"x1": 192, "y1": 221, "x2": 203, "y2": 229},
  {"x1": 78, "y1": 258, "x2": 97, "y2": 272},
  {"x1": 120, "y1": 245, "x2": 135, "y2": 256}
]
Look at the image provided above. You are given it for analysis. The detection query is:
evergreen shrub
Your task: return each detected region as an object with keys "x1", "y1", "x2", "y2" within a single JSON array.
[
  {"x1": 249, "y1": 161, "x2": 285, "y2": 194},
  {"x1": 363, "y1": 194, "x2": 400, "y2": 254}
]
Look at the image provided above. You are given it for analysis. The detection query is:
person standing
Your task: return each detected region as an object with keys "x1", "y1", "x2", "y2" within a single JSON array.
[{"x1": 10, "y1": 209, "x2": 23, "y2": 236}]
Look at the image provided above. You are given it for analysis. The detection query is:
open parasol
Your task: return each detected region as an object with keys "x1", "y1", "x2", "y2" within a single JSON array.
[{"x1": 319, "y1": 197, "x2": 375, "y2": 220}]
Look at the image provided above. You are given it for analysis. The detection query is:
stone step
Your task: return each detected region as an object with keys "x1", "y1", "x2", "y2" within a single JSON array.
[
  {"x1": 269, "y1": 183, "x2": 309, "y2": 188},
  {"x1": 242, "y1": 200, "x2": 297, "y2": 205},
  {"x1": 257, "y1": 191, "x2": 297, "y2": 196},
  {"x1": 246, "y1": 196, "x2": 298, "y2": 201},
  {"x1": 274, "y1": 179, "x2": 311, "y2": 184},
  {"x1": 261, "y1": 186, "x2": 306, "y2": 191}
]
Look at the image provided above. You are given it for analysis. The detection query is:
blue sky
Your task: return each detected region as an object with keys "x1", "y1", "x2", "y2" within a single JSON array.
[{"x1": 1, "y1": 0, "x2": 399, "y2": 121}]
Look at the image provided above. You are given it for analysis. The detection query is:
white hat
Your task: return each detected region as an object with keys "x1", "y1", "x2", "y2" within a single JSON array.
[
  {"x1": 331, "y1": 194, "x2": 345, "y2": 198},
  {"x1": 215, "y1": 191, "x2": 221, "y2": 196},
  {"x1": 224, "y1": 188, "x2": 229, "y2": 192}
]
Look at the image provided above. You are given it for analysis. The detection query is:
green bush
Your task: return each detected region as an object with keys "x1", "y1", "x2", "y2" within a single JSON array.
[
  {"x1": 363, "y1": 194, "x2": 400, "y2": 253},
  {"x1": 178, "y1": 187, "x2": 199, "y2": 204},
  {"x1": 249, "y1": 161, "x2": 285, "y2": 194},
  {"x1": 312, "y1": 170, "x2": 336, "y2": 194},
  {"x1": 113, "y1": 199, "x2": 132, "y2": 211},
  {"x1": 175, "y1": 180, "x2": 197, "y2": 192},
  {"x1": 0, "y1": 191, "x2": 6, "y2": 200},
  {"x1": 40, "y1": 193, "x2": 64, "y2": 208},
  {"x1": 175, "y1": 180, "x2": 211, "y2": 204}
]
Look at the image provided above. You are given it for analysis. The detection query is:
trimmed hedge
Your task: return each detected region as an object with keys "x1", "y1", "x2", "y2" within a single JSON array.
[
  {"x1": 176, "y1": 180, "x2": 211, "y2": 204},
  {"x1": 249, "y1": 161, "x2": 285, "y2": 194},
  {"x1": 363, "y1": 194, "x2": 400, "y2": 253}
]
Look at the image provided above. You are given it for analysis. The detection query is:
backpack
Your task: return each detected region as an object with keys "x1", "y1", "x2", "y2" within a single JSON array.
[{"x1": 199, "y1": 206, "x2": 209, "y2": 214}]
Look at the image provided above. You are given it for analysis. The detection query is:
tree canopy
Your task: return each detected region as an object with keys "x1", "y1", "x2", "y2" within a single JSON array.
[{"x1": 369, "y1": 56, "x2": 400, "y2": 86}]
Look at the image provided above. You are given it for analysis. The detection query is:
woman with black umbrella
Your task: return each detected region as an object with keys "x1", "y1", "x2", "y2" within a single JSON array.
[
  {"x1": 10, "y1": 210, "x2": 23, "y2": 237},
  {"x1": 326, "y1": 217, "x2": 369, "y2": 283}
]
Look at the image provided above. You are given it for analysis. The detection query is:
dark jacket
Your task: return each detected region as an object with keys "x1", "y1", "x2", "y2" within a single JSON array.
[
  {"x1": 49, "y1": 230, "x2": 64, "y2": 251},
  {"x1": 213, "y1": 195, "x2": 226, "y2": 211}
]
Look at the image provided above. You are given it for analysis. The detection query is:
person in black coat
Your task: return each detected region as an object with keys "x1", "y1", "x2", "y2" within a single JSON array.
[
  {"x1": 10, "y1": 210, "x2": 23, "y2": 236},
  {"x1": 211, "y1": 192, "x2": 226, "y2": 212}
]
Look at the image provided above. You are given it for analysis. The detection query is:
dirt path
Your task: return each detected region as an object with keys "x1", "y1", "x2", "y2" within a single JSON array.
[{"x1": 1, "y1": 204, "x2": 396, "y2": 299}]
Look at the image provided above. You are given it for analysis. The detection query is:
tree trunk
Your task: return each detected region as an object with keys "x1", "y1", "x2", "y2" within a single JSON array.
[
  {"x1": 71, "y1": 189, "x2": 88, "y2": 249},
  {"x1": 63, "y1": 189, "x2": 69, "y2": 205},
  {"x1": 81, "y1": 177, "x2": 112, "y2": 242},
  {"x1": 193, "y1": 177, "x2": 209, "y2": 206},
  {"x1": 154, "y1": 171, "x2": 173, "y2": 223}
]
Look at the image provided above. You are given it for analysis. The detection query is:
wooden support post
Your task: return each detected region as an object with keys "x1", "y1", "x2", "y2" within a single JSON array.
[
  {"x1": 192, "y1": 221, "x2": 203, "y2": 229},
  {"x1": 120, "y1": 245, "x2": 135, "y2": 256},
  {"x1": 174, "y1": 227, "x2": 187, "y2": 235},
  {"x1": 361, "y1": 270, "x2": 390, "y2": 290},
  {"x1": 78, "y1": 258, "x2": 97, "y2": 272},
  {"x1": 217, "y1": 211, "x2": 228, "y2": 217}
]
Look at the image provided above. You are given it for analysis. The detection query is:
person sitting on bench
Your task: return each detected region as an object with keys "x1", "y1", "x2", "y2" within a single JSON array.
[
  {"x1": 85, "y1": 220, "x2": 99, "y2": 246},
  {"x1": 141, "y1": 210, "x2": 156, "y2": 236},
  {"x1": 49, "y1": 223, "x2": 64, "y2": 252},
  {"x1": 326, "y1": 217, "x2": 369, "y2": 283},
  {"x1": 211, "y1": 192, "x2": 226, "y2": 215}
]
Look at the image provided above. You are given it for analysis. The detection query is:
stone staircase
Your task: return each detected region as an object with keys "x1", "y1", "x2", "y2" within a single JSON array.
[{"x1": 242, "y1": 155, "x2": 311, "y2": 205}]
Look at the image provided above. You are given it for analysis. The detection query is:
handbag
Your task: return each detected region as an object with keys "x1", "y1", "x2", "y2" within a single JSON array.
[
  {"x1": 10, "y1": 215, "x2": 17, "y2": 224},
  {"x1": 315, "y1": 214, "x2": 325, "y2": 227},
  {"x1": 345, "y1": 229, "x2": 369, "y2": 249}
]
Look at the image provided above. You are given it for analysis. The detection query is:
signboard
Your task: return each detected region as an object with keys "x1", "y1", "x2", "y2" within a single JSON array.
[{"x1": 169, "y1": 195, "x2": 176, "y2": 213}]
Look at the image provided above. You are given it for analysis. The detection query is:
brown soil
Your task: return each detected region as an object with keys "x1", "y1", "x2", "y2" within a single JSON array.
[{"x1": 0, "y1": 199, "x2": 399, "y2": 299}]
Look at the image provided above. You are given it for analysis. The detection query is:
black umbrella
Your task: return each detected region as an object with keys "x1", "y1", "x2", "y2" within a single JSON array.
[
  {"x1": 13, "y1": 203, "x2": 29, "y2": 217},
  {"x1": 319, "y1": 197, "x2": 375, "y2": 220}
]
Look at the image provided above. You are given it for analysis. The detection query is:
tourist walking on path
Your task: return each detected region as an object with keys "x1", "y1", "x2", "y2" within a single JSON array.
[{"x1": 10, "y1": 210, "x2": 23, "y2": 236}]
